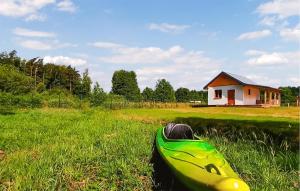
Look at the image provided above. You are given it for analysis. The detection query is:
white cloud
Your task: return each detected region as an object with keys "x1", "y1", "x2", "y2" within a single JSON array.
[
  {"x1": 56, "y1": 0, "x2": 76, "y2": 13},
  {"x1": 246, "y1": 74, "x2": 280, "y2": 87},
  {"x1": 283, "y1": 51, "x2": 300, "y2": 64},
  {"x1": 237, "y1": 30, "x2": 272, "y2": 40},
  {"x1": 18, "y1": 39, "x2": 77, "y2": 50},
  {"x1": 13, "y1": 27, "x2": 56, "y2": 38},
  {"x1": 246, "y1": 51, "x2": 300, "y2": 66},
  {"x1": 25, "y1": 13, "x2": 47, "y2": 21},
  {"x1": 280, "y1": 25, "x2": 300, "y2": 41},
  {"x1": 199, "y1": 31, "x2": 220, "y2": 39},
  {"x1": 19, "y1": 40, "x2": 53, "y2": 50},
  {"x1": 259, "y1": 16, "x2": 277, "y2": 26},
  {"x1": 89, "y1": 42, "x2": 124, "y2": 49},
  {"x1": 14, "y1": 27, "x2": 77, "y2": 51},
  {"x1": 257, "y1": 0, "x2": 300, "y2": 19},
  {"x1": 148, "y1": 23, "x2": 190, "y2": 33},
  {"x1": 44, "y1": 56, "x2": 87, "y2": 66},
  {"x1": 244, "y1": 49, "x2": 266, "y2": 56},
  {"x1": 288, "y1": 77, "x2": 300, "y2": 85},
  {"x1": 100, "y1": 45, "x2": 184, "y2": 64},
  {"x1": 0, "y1": 0, "x2": 76, "y2": 21},
  {"x1": 256, "y1": 0, "x2": 300, "y2": 30},
  {"x1": 91, "y1": 41, "x2": 222, "y2": 90},
  {"x1": 0, "y1": 0, "x2": 55, "y2": 18},
  {"x1": 247, "y1": 53, "x2": 288, "y2": 65},
  {"x1": 136, "y1": 67, "x2": 220, "y2": 90},
  {"x1": 92, "y1": 42, "x2": 187, "y2": 64}
]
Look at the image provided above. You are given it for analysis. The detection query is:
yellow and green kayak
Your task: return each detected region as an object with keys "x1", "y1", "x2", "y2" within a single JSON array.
[{"x1": 156, "y1": 123, "x2": 250, "y2": 191}]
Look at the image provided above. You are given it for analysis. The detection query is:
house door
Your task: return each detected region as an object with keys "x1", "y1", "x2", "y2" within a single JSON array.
[{"x1": 227, "y1": 90, "x2": 235, "y2": 105}]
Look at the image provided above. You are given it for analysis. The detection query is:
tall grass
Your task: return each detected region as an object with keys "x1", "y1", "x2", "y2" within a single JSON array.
[
  {"x1": 102, "y1": 101, "x2": 193, "y2": 110},
  {"x1": 199, "y1": 133, "x2": 299, "y2": 190},
  {"x1": 0, "y1": 109, "x2": 155, "y2": 190},
  {"x1": 0, "y1": 108, "x2": 299, "y2": 190}
]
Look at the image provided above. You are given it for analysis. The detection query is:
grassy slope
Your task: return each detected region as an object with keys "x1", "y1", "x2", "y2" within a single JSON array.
[{"x1": 0, "y1": 108, "x2": 299, "y2": 190}]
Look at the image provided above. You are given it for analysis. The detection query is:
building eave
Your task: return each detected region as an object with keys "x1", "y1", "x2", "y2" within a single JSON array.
[{"x1": 203, "y1": 71, "x2": 280, "y2": 92}]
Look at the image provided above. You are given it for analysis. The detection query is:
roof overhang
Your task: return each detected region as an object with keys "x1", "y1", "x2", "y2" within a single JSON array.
[
  {"x1": 203, "y1": 71, "x2": 244, "y2": 89},
  {"x1": 203, "y1": 71, "x2": 280, "y2": 92}
]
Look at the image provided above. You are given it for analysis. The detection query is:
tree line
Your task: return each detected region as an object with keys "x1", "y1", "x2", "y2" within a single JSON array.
[
  {"x1": 0, "y1": 50, "x2": 101, "y2": 108},
  {"x1": 0, "y1": 51, "x2": 207, "y2": 105},
  {"x1": 0, "y1": 50, "x2": 92, "y2": 98},
  {"x1": 279, "y1": 86, "x2": 299, "y2": 105},
  {"x1": 111, "y1": 70, "x2": 207, "y2": 103},
  {"x1": 0, "y1": 50, "x2": 298, "y2": 107}
]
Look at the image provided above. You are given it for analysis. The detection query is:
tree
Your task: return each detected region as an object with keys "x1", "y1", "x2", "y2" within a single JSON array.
[
  {"x1": 189, "y1": 90, "x2": 200, "y2": 101},
  {"x1": 279, "y1": 87, "x2": 298, "y2": 104},
  {"x1": 290, "y1": 86, "x2": 300, "y2": 97},
  {"x1": 36, "y1": 82, "x2": 46, "y2": 93},
  {"x1": 142, "y1": 87, "x2": 154, "y2": 101},
  {"x1": 175, "y1": 87, "x2": 190, "y2": 102},
  {"x1": 0, "y1": 50, "x2": 84, "y2": 97},
  {"x1": 0, "y1": 65, "x2": 33, "y2": 94},
  {"x1": 0, "y1": 50, "x2": 24, "y2": 70},
  {"x1": 81, "y1": 69, "x2": 92, "y2": 99},
  {"x1": 111, "y1": 70, "x2": 141, "y2": 101},
  {"x1": 154, "y1": 79, "x2": 175, "y2": 102},
  {"x1": 189, "y1": 90, "x2": 207, "y2": 103},
  {"x1": 90, "y1": 82, "x2": 106, "y2": 106},
  {"x1": 199, "y1": 90, "x2": 208, "y2": 103}
]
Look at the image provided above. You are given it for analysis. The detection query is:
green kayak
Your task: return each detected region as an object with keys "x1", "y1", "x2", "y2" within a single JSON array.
[{"x1": 156, "y1": 123, "x2": 250, "y2": 191}]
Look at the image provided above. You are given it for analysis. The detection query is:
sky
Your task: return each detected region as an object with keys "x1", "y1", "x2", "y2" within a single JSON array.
[{"x1": 0, "y1": 0, "x2": 299, "y2": 91}]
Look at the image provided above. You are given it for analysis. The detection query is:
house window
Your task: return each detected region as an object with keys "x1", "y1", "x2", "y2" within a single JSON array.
[
  {"x1": 248, "y1": 89, "x2": 251, "y2": 95},
  {"x1": 214, "y1": 90, "x2": 222, "y2": 99}
]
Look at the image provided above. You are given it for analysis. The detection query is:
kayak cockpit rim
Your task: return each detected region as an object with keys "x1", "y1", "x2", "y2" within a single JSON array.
[{"x1": 161, "y1": 126, "x2": 204, "y2": 142}]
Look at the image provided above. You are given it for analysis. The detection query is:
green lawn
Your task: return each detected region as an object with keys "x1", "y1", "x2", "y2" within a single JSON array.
[
  {"x1": 116, "y1": 107, "x2": 299, "y2": 122},
  {"x1": 0, "y1": 108, "x2": 299, "y2": 190},
  {"x1": 116, "y1": 107, "x2": 300, "y2": 148}
]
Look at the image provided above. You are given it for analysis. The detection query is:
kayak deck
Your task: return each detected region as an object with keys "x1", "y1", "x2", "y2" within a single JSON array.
[{"x1": 156, "y1": 126, "x2": 250, "y2": 191}]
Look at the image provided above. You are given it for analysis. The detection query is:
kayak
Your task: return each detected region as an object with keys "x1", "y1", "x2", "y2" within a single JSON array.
[{"x1": 156, "y1": 123, "x2": 250, "y2": 191}]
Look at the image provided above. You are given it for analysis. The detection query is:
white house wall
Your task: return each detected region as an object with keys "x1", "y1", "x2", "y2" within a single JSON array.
[
  {"x1": 243, "y1": 86, "x2": 260, "y2": 105},
  {"x1": 208, "y1": 85, "x2": 244, "y2": 105}
]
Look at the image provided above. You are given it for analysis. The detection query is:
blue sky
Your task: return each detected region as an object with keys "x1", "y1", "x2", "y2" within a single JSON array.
[{"x1": 0, "y1": 0, "x2": 299, "y2": 91}]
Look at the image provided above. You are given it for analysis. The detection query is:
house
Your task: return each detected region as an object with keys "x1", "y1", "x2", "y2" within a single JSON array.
[{"x1": 203, "y1": 71, "x2": 280, "y2": 106}]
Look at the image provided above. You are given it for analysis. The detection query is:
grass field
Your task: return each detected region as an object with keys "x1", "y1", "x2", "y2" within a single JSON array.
[
  {"x1": 117, "y1": 107, "x2": 300, "y2": 147},
  {"x1": 116, "y1": 107, "x2": 299, "y2": 122},
  {"x1": 0, "y1": 107, "x2": 299, "y2": 190}
]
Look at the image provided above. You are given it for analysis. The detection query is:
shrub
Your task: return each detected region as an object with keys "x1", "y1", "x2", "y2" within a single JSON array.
[
  {"x1": 102, "y1": 94, "x2": 127, "y2": 109},
  {"x1": 0, "y1": 65, "x2": 33, "y2": 94},
  {"x1": 90, "y1": 82, "x2": 106, "y2": 107},
  {"x1": 41, "y1": 88, "x2": 82, "y2": 108},
  {"x1": 0, "y1": 92, "x2": 42, "y2": 108},
  {"x1": 47, "y1": 98, "x2": 77, "y2": 108}
]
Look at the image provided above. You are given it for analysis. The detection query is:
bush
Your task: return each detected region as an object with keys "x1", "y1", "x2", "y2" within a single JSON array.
[
  {"x1": 0, "y1": 92, "x2": 42, "y2": 108},
  {"x1": 102, "y1": 94, "x2": 127, "y2": 109},
  {"x1": 0, "y1": 65, "x2": 33, "y2": 94},
  {"x1": 47, "y1": 98, "x2": 77, "y2": 108},
  {"x1": 41, "y1": 88, "x2": 82, "y2": 108},
  {"x1": 90, "y1": 82, "x2": 106, "y2": 107}
]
